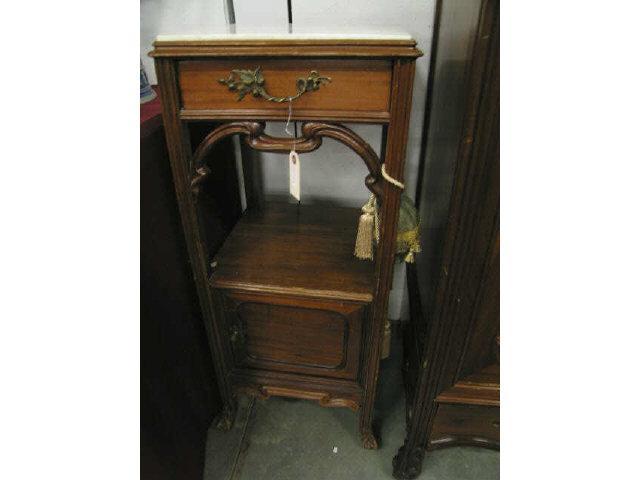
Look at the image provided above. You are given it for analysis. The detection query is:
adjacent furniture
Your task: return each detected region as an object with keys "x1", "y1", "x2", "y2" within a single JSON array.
[
  {"x1": 393, "y1": 1, "x2": 499, "y2": 478},
  {"x1": 151, "y1": 35, "x2": 421, "y2": 448},
  {"x1": 141, "y1": 93, "x2": 241, "y2": 479}
]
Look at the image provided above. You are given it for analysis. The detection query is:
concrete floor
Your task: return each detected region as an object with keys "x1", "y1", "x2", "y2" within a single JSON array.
[{"x1": 204, "y1": 336, "x2": 499, "y2": 480}]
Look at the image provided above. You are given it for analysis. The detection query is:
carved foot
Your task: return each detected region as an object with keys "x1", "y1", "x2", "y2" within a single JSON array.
[
  {"x1": 361, "y1": 429, "x2": 379, "y2": 449},
  {"x1": 215, "y1": 403, "x2": 236, "y2": 431},
  {"x1": 392, "y1": 444, "x2": 425, "y2": 480}
]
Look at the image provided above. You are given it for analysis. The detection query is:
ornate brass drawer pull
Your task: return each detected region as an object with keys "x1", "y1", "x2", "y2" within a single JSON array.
[{"x1": 218, "y1": 67, "x2": 331, "y2": 103}]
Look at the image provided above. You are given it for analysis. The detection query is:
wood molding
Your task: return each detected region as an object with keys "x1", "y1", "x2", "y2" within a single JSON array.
[
  {"x1": 237, "y1": 384, "x2": 360, "y2": 412},
  {"x1": 150, "y1": 39, "x2": 423, "y2": 59},
  {"x1": 428, "y1": 434, "x2": 499, "y2": 451},
  {"x1": 211, "y1": 280, "x2": 373, "y2": 304},
  {"x1": 180, "y1": 108, "x2": 391, "y2": 124}
]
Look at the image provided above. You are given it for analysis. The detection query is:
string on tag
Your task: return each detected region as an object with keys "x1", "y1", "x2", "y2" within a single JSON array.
[
  {"x1": 284, "y1": 99, "x2": 295, "y2": 154},
  {"x1": 286, "y1": 99, "x2": 301, "y2": 202}
]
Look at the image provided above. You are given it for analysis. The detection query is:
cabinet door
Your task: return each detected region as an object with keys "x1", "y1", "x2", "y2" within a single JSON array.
[{"x1": 219, "y1": 290, "x2": 365, "y2": 381}]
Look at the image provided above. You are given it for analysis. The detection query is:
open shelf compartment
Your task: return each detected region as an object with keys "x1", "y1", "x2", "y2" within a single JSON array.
[{"x1": 209, "y1": 201, "x2": 375, "y2": 303}]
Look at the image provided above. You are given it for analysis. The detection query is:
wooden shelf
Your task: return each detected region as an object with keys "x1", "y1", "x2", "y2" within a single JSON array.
[{"x1": 210, "y1": 202, "x2": 375, "y2": 303}]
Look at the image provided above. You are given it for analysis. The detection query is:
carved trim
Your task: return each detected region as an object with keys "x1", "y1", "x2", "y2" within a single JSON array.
[
  {"x1": 236, "y1": 385, "x2": 360, "y2": 412},
  {"x1": 428, "y1": 434, "x2": 499, "y2": 451},
  {"x1": 190, "y1": 121, "x2": 384, "y2": 199},
  {"x1": 179, "y1": 108, "x2": 391, "y2": 124},
  {"x1": 149, "y1": 43, "x2": 423, "y2": 60}
]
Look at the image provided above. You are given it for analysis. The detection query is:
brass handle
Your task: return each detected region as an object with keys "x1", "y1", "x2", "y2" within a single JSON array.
[{"x1": 218, "y1": 67, "x2": 331, "y2": 103}]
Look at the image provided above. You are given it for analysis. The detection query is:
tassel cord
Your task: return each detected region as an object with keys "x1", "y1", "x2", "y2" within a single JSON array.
[{"x1": 381, "y1": 163, "x2": 405, "y2": 190}]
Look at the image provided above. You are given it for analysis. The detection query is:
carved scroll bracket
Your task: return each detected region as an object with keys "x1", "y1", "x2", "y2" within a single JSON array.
[{"x1": 190, "y1": 121, "x2": 384, "y2": 200}]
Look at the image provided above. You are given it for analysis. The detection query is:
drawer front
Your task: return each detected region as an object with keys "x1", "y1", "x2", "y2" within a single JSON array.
[
  {"x1": 429, "y1": 404, "x2": 500, "y2": 450},
  {"x1": 179, "y1": 59, "x2": 392, "y2": 115},
  {"x1": 218, "y1": 290, "x2": 365, "y2": 381}
]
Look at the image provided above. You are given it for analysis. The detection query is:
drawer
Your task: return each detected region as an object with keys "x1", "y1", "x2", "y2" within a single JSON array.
[
  {"x1": 217, "y1": 290, "x2": 365, "y2": 381},
  {"x1": 178, "y1": 59, "x2": 392, "y2": 117},
  {"x1": 429, "y1": 404, "x2": 500, "y2": 450}
]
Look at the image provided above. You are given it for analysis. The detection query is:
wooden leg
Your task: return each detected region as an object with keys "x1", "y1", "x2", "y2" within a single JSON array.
[
  {"x1": 392, "y1": 444, "x2": 425, "y2": 480},
  {"x1": 155, "y1": 59, "x2": 240, "y2": 436},
  {"x1": 214, "y1": 399, "x2": 237, "y2": 431},
  {"x1": 359, "y1": 59, "x2": 416, "y2": 452},
  {"x1": 359, "y1": 416, "x2": 379, "y2": 449}
]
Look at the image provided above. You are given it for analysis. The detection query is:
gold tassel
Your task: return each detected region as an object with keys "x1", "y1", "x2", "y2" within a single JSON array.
[{"x1": 354, "y1": 194, "x2": 377, "y2": 260}]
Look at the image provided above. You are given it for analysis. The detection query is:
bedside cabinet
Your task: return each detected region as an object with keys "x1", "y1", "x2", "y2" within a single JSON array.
[{"x1": 151, "y1": 34, "x2": 421, "y2": 449}]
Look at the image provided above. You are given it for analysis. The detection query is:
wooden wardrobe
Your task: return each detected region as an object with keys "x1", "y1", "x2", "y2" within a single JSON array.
[{"x1": 393, "y1": 0, "x2": 499, "y2": 478}]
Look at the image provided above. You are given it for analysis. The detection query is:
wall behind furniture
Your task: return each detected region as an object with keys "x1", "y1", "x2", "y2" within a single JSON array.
[{"x1": 140, "y1": 0, "x2": 436, "y2": 319}]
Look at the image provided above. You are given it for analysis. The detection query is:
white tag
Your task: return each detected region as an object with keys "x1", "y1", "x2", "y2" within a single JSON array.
[{"x1": 289, "y1": 151, "x2": 300, "y2": 201}]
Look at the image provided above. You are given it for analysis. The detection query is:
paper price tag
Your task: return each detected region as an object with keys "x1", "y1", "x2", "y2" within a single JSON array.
[{"x1": 289, "y1": 151, "x2": 300, "y2": 201}]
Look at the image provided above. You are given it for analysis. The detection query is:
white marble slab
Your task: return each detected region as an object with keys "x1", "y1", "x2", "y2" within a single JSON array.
[{"x1": 156, "y1": 31, "x2": 413, "y2": 42}]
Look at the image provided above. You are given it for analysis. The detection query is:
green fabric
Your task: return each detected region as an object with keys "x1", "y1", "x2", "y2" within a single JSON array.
[{"x1": 395, "y1": 194, "x2": 421, "y2": 262}]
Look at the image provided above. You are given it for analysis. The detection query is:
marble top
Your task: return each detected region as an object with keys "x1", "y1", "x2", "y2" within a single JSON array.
[{"x1": 155, "y1": 29, "x2": 414, "y2": 43}]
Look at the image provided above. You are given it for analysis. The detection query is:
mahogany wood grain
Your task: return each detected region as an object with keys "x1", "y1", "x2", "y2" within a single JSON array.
[
  {"x1": 152, "y1": 36, "x2": 420, "y2": 449},
  {"x1": 243, "y1": 304, "x2": 346, "y2": 369},
  {"x1": 210, "y1": 202, "x2": 375, "y2": 302},
  {"x1": 218, "y1": 290, "x2": 365, "y2": 381},
  {"x1": 179, "y1": 59, "x2": 392, "y2": 114}
]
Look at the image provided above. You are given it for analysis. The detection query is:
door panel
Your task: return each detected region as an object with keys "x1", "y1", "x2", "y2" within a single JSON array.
[{"x1": 220, "y1": 290, "x2": 365, "y2": 380}]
